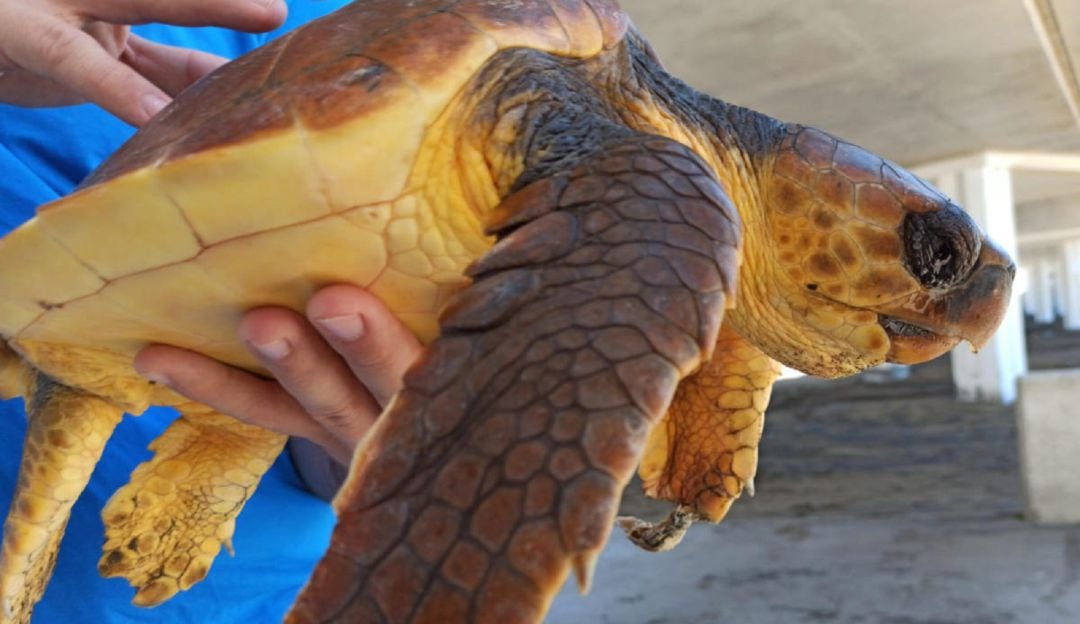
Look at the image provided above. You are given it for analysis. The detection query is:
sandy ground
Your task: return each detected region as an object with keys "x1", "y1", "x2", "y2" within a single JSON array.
[{"x1": 546, "y1": 326, "x2": 1080, "y2": 623}]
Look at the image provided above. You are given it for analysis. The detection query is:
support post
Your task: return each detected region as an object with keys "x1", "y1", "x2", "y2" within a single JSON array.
[
  {"x1": 1018, "y1": 370, "x2": 1080, "y2": 523},
  {"x1": 1033, "y1": 256, "x2": 1056, "y2": 324},
  {"x1": 919, "y1": 157, "x2": 1027, "y2": 403},
  {"x1": 1062, "y1": 238, "x2": 1080, "y2": 330},
  {"x1": 1051, "y1": 253, "x2": 1065, "y2": 318}
]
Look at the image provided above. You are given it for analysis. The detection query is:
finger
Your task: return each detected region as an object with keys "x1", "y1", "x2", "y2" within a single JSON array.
[
  {"x1": 71, "y1": 0, "x2": 287, "y2": 33},
  {"x1": 6, "y1": 14, "x2": 169, "y2": 124},
  {"x1": 123, "y1": 35, "x2": 227, "y2": 96},
  {"x1": 307, "y1": 285, "x2": 424, "y2": 407},
  {"x1": 239, "y1": 307, "x2": 383, "y2": 449},
  {"x1": 134, "y1": 344, "x2": 354, "y2": 464},
  {"x1": 84, "y1": 22, "x2": 128, "y2": 58}
]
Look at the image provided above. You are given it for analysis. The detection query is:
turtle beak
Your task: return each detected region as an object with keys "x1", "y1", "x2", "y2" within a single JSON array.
[
  {"x1": 882, "y1": 237, "x2": 1014, "y2": 364},
  {"x1": 952, "y1": 238, "x2": 1015, "y2": 351}
]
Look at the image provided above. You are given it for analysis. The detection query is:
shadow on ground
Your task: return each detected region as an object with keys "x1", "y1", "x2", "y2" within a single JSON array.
[{"x1": 548, "y1": 326, "x2": 1080, "y2": 624}]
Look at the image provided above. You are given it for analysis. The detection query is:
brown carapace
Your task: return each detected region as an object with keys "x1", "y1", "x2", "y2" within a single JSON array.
[{"x1": 0, "y1": 1, "x2": 1013, "y2": 623}]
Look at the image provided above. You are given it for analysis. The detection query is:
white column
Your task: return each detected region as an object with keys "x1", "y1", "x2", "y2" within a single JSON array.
[
  {"x1": 1019, "y1": 256, "x2": 1038, "y2": 320},
  {"x1": 1018, "y1": 370, "x2": 1080, "y2": 523},
  {"x1": 1050, "y1": 253, "x2": 1065, "y2": 318},
  {"x1": 1033, "y1": 257, "x2": 1056, "y2": 324},
  {"x1": 929, "y1": 160, "x2": 1027, "y2": 403},
  {"x1": 1021, "y1": 268, "x2": 1036, "y2": 317},
  {"x1": 1019, "y1": 260, "x2": 1036, "y2": 318},
  {"x1": 1062, "y1": 238, "x2": 1080, "y2": 330}
]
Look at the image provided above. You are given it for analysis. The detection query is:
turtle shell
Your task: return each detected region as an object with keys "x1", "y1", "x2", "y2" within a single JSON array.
[{"x1": 0, "y1": 0, "x2": 628, "y2": 410}]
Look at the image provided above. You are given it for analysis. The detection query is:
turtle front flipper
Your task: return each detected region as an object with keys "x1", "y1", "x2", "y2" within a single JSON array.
[
  {"x1": 620, "y1": 323, "x2": 782, "y2": 552},
  {"x1": 98, "y1": 403, "x2": 285, "y2": 606},
  {"x1": 0, "y1": 373, "x2": 123, "y2": 624},
  {"x1": 288, "y1": 134, "x2": 740, "y2": 623}
]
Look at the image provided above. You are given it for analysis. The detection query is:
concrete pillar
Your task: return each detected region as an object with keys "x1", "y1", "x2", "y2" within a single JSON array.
[
  {"x1": 926, "y1": 160, "x2": 1027, "y2": 403},
  {"x1": 1019, "y1": 262, "x2": 1035, "y2": 318},
  {"x1": 1050, "y1": 255, "x2": 1065, "y2": 318},
  {"x1": 1033, "y1": 257, "x2": 1056, "y2": 324},
  {"x1": 1021, "y1": 268, "x2": 1036, "y2": 317},
  {"x1": 1018, "y1": 370, "x2": 1080, "y2": 523},
  {"x1": 1019, "y1": 258, "x2": 1037, "y2": 320},
  {"x1": 1063, "y1": 238, "x2": 1080, "y2": 330},
  {"x1": 1018, "y1": 252, "x2": 1035, "y2": 317}
]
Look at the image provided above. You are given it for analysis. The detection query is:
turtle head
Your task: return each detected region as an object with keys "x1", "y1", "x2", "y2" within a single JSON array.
[{"x1": 733, "y1": 124, "x2": 1013, "y2": 378}]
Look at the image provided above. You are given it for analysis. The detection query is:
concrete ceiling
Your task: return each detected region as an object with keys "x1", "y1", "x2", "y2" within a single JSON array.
[{"x1": 620, "y1": 0, "x2": 1080, "y2": 168}]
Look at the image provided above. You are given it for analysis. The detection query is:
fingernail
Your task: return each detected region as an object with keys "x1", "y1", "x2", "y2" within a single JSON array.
[
  {"x1": 315, "y1": 314, "x2": 365, "y2": 342},
  {"x1": 141, "y1": 371, "x2": 172, "y2": 387},
  {"x1": 250, "y1": 338, "x2": 291, "y2": 361},
  {"x1": 251, "y1": 0, "x2": 280, "y2": 7},
  {"x1": 140, "y1": 93, "x2": 169, "y2": 119}
]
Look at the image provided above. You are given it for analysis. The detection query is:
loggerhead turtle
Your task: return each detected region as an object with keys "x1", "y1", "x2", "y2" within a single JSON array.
[{"x1": 0, "y1": 1, "x2": 1013, "y2": 622}]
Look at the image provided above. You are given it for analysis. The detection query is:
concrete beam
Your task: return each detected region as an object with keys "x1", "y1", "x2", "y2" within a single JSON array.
[
  {"x1": 1021, "y1": 0, "x2": 1080, "y2": 128},
  {"x1": 1019, "y1": 226, "x2": 1080, "y2": 246},
  {"x1": 916, "y1": 151, "x2": 1080, "y2": 178}
]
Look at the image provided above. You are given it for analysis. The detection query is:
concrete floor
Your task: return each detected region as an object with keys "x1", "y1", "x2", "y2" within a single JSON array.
[{"x1": 547, "y1": 328, "x2": 1080, "y2": 624}]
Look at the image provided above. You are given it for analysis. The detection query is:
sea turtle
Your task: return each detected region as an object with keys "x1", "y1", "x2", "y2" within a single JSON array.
[{"x1": 0, "y1": 0, "x2": 1013, "y2": 622}]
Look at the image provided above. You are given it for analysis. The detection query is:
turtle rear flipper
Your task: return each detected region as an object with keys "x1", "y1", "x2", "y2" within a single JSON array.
[
  {"x1": 288, "y1": 133, "x2": 740, "y2": 623},
  {"x1": 98, "y1": 404, "x2": 286, "y2": 606},
  {"x1": 0, "y1": 373, "x2": 123, "y2": 624},
  {"x1": 622, "y1": 323, "x2": 782, "y2": 552}
]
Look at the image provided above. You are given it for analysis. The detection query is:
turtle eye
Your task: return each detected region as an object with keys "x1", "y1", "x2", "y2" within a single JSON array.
[{"x1": 902, "y1": 206, "x2": 981, "y2": 290}]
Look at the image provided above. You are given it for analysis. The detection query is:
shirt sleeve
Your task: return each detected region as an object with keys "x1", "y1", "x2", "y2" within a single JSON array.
[{"x1": 288, "y1": 438, "x2": 351, "y2": 502}]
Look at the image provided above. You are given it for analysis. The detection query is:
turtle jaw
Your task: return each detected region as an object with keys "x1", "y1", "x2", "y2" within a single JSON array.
[
  {"x1": 879, "y1": 316, "x2": 960, "y2": 364},
  {"x1": 879, "y1": 237, "x2": 1015, "y2": 364}
]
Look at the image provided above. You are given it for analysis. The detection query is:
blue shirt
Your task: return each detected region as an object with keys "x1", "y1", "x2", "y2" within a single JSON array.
[{"x1": 0, "y1": 3, "x2": 350, "y2": 621}]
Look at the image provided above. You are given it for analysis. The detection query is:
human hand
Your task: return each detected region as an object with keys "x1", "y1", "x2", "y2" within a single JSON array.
[
  {"x1": 134, "y1": 285, "x2": 423, "y2": 465},
  {"x1": 0, "y1": 0, "x2": 287, "y2": 126}
]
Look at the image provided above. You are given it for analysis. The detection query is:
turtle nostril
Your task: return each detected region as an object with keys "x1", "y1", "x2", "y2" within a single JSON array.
[{"x1": 1006, "y1": 263, "x2": 1017, "y2": 281}]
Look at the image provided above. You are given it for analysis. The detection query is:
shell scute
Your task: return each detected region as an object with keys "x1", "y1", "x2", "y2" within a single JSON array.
[
  {"x1": 451, "y1": 1, "x2": 571, "y2": 54},
  {"x1": 363, "y1": 11, "x2": 498, "y2": 106}
]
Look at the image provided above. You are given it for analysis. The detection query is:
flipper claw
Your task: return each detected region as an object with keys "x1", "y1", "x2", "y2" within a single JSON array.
[
  {"x1": 617, "y1": 504, "x2": 702, "y2": 553},
  {"x1": 572, "y1": 551, "x2": 599, "y2": 594}
]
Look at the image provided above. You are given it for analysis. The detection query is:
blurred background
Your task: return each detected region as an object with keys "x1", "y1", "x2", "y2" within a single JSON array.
[{"x1": 550, "y1": 1, "x2": 1080, "y2": 622}]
